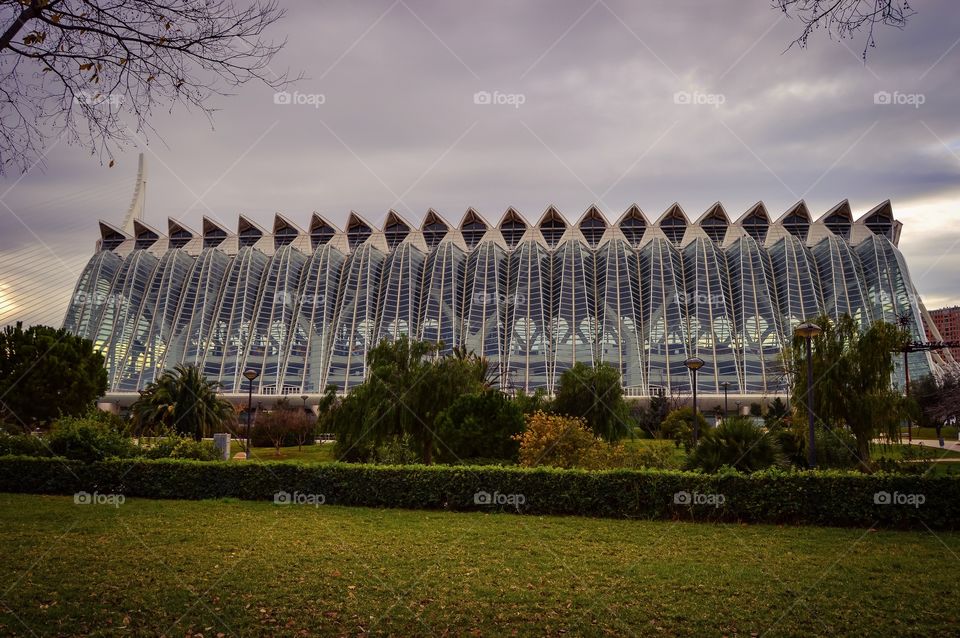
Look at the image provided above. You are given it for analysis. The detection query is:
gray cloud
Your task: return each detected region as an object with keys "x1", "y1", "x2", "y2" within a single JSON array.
[{"x1": 2, "y1": 0, "x2": 960, "y2": 326}]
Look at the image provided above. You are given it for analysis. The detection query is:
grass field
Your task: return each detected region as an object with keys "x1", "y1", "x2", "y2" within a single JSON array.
[
  {"x1": 1, "y1": 494, "x2": 958, "y2": 636},
  {"x1": 228, "y1": 441, "x2": 336, "y2": 463}
]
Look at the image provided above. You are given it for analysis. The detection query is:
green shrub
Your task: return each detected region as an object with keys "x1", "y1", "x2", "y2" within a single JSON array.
[
  {"x1": 686, "y1": 417, "x2": 786, "y2": 473},
  {"x1": 0, "y1": 432, "x2": 50, "y2": 457},
  {"x1": 143, "y1": 434, "x2": 221, "y2": 461},
  {"x1": 435, "y1": 390, "x2": 523, "y2": 462},
  {"x1": 661, "y1": 408, "x2": 709, "y2": 451},
  {"x1": 0, "y1": 456, "x2": 958, "y2": 529},
  {"x1": 620, "y1": 441, "x2": 679, "y2": 470},
  {"x1": 371, "y1": 435, "x2": 420, "y2": 465},
  {"x1": 46, "y1": 416, "x2": 137, "y2": 462}
]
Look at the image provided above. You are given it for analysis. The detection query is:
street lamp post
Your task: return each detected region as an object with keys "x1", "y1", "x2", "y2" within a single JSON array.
[
  {"x1": 720, "y1": 381, "x2": 730, "y2": 418},
  {"x1": 301, "y1": 394, "x2": 309, "y2": 414},
  {"x1": 684, "y1": 356, "x2": 705, "y2": 445},
  {"x1": 243, "y1": 369, "x2": 259, "y2": 460},
  {"x1": 795, "y1": 322, "x2": 822, "y2": 469}
]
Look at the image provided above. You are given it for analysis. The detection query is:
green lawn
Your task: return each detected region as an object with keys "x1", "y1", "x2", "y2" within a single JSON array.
[
  {"x1": 870, "y1": 442, "x2": 960, "y2": 461},
  {"x1": 1, "y1": 494, "x2": 958, "y2": 636},
  {"x1": 905, "y1": 426, "x2": 958, "y2": 440},
  {"x1": 228, "y1": 441, "x2": 336, "y2": 463}
]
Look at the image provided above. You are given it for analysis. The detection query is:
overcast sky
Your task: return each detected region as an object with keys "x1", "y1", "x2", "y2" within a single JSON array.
[{"x1": 2, "y1": 0, "x2": 959, "y2": 328}]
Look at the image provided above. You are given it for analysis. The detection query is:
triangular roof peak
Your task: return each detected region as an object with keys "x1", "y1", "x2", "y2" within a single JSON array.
[
  {"x1": 737, "y1": 201, "x2": 770, "y2": 223},
  {"x1": 383, "y1": 210, "x2": 411, "y2": 231},
  {"x1": 616, "y1": 204, "x2": 648, "y2": 224},
  {"x1": 309, "y1": 212, "x2": 340, "y2": 233},
  {"x1": 821, "y1": 199, "x2": 853, "y2": 222},
  {"x1": 132, "y1": 219, "x2": 162, "y2": 237},
  {"x1": 273, "y1": 213, "x2": 303, "y2": 235},
  {"x1": 459, "y1": 208, "x2": 488, "y2": 229},
  {"x1": 497, "y1": 207, "x2": 527, "y2": 227},
  {"x1": 655, "y1": 202, "x2": 688, "y2": 225},
  {"x1": 778, "y1": 200, "x2": 811, "y2": 223},
  {"x1": 536, "y1": 205, "x2": 567, "y2": 227},
  {"x1": 577, "y1": 205, "x2": 609, "y2": 226},
  {"x1": 347, "y1": 211, "x2": 374, "y2": 230},
  {"x1": 168, "y1": 217, "x2": 198, "y2": 237},
  {"x1": 422, "y1": 209, "x2": 448, "y2": 228},
  {"x1": 237, "y1": 214, "x2": 266, "y2": 235},
  {"x1": 98, "y1": 220, "x2": 128, "y2": 240},
  {"x1": 859, "y1": 199, "x2": 893, "y2": 223},
  {"x1": 202, "y1": 216, "x2": 230, "y2": 236},
  {"x1": 696, "y1": 202, "x2": 729, "y2": 224}
]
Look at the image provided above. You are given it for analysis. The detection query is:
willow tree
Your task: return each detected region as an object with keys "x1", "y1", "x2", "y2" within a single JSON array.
[
  {"x1": 787, "y1": 314, "x2": 912, "y2": 469},
  {"x1": 328, "y1": 337, "x2": 492, "y2": 464}
]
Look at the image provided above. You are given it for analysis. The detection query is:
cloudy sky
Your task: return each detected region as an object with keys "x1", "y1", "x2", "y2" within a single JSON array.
[{"x1": 1, "y1": 0, "x2": 959, "y2": 328}]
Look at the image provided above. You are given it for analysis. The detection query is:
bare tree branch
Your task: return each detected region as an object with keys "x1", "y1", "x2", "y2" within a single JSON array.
[
  {"x1": 774, "y1": 0, "x2": 915, "y2": 60},
  {"x1": 0, "y1": 0, "x2": 297, "y2": 174}
]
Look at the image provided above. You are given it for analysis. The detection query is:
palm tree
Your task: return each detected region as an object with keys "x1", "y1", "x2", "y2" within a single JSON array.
[{"x1": 132, "y1": 365, "x2": 234, "y2": 441}]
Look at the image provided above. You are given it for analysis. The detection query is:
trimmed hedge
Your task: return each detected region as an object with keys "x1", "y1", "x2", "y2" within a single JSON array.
[{"x1": 1, "y1": 455, "x2": 957, "y2": 529}]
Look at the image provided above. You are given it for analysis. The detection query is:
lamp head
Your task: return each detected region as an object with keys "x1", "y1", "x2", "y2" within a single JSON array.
[
  {"x1": 243, "y1": 369, "x2": 259, "y2": 381},
  {"x1": 795, "y1": 321, "x2": 823, "y2": 339},
  {"x1": 684, "y1": 356, "x2": 705, "y2": 371}
]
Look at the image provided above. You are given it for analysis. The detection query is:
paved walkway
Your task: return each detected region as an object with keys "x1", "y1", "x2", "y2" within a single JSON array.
[{"x1": 900, "y1": 438, "x2": 960, "y2": 453}]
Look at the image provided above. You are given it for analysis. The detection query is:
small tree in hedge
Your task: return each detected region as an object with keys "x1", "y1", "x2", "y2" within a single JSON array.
[
  {"x1": 435, "y1": 390, "x2": 524, "y2": 462},
  {"x1": 686, "y1": 417, "x2": 786, "y2": 473},
  {"x1": 515, "y1": 411, "x2": 616, "y2": 469},
  {"x1": 552, "y1": 362, "x2": 631, "y2": 442},
  {"x1": 660, "y1": 407, "x2": 708, "y2": 451}
]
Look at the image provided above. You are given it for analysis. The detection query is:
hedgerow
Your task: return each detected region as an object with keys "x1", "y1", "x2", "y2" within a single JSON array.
[{"x1": 0, "y1": 455, "x2": 955, "y2": 529}]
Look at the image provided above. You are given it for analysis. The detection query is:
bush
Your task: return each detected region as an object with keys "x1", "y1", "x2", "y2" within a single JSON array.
[
  {"x1": 371, "y1": 435, "x2": 420, "y2": 465},
  {"x1": 46, "y1": 415, "x2": 137, "y2": 463},
  {"x1": 0, "y1": 432, "x2": 50, "y2": 457},
  {"x1": 435, "y1": 390, "x2": 524, "y2": 462},
  {"x1": 661, "y1": 408, "x2": 709, "y2": 451},
  {"x1": 515, "y1": 411, "x2": 619, "y2": 469},
  {"x1": 143, "y1": 434, "x2": 221, "y2": 461},
  {"x1": 619, "y1": 441, "x2": 679, "y2": 470},
  {"x1": 1, "y1": 456, "x2": 958, "y2": 529},
  {"x1": 686, "y1": 417, "x2": 786, "y2": 473}
]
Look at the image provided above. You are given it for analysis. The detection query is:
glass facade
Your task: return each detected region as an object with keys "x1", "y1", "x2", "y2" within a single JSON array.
[{"x1": 64, "y1": 205, "x2": 940, "y2": 397}]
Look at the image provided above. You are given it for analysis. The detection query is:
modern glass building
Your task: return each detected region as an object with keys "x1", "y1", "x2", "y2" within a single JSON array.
[{"x1": 64, "y1": 189, "x2": 952, "y2": 404}]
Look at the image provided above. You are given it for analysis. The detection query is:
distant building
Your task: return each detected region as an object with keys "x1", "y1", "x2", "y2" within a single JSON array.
[
  {"x1": 63, "y1": 160, "x2": 948, "y2": 404},
  {"x1": 926, "y1": 306, "x2": 960, "y2": 361}
]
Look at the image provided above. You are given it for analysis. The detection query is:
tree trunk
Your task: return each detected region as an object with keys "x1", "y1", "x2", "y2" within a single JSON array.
[{"x1": 857, "y1": 436, "x2": 872, "y2": 472}]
